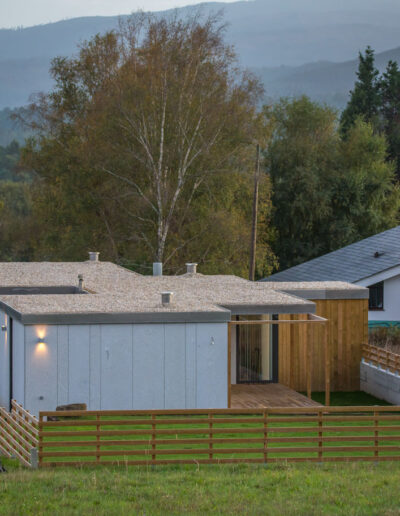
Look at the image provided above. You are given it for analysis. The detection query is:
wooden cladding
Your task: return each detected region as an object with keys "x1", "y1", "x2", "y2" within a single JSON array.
[
  {"x1": 362, "y1": 343, "x2": 400, "y2": 374},
  {"x1": 37, "y1": 406, "x2": 400, "y2": 467},
  {"x1": 279, "y1": 299, "x2": 368, "y2": 392},
  {"x1": 0, "y1": 400, "x2": 38, "y2": 468}
]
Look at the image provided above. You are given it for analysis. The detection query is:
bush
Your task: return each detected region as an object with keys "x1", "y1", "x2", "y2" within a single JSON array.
[{"x1": 369, "y1": 326, "x2": 400, "y2": 353}]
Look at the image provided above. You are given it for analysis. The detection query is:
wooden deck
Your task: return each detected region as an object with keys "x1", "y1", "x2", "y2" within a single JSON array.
[{"x1": 231, "y1": 383, "x2": 323, "y2": 408}]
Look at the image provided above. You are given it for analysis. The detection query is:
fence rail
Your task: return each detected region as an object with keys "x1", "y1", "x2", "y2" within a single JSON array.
[
  {"x1": 38, "y1": 406, "x2": 400, "y2": 467},
  {"x1": 362, "y1": 343, "x2": 400, "y2": 374},
  {"x1": 0, "y1": 400, "x2": 38, "y2": 468}
]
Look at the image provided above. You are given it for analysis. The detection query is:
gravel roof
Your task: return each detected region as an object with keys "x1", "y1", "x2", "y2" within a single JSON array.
[
  {"x1": 264, "y1": 226, "x2": 400, "y2": 283},
  {"x1": 0, "y1": 262, "x2": 367, "y2": 323}
]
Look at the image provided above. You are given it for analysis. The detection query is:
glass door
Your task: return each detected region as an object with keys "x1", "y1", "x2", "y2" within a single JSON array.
[{"x1": 236, "y1": 315, "x2": 274, "y2": 383}]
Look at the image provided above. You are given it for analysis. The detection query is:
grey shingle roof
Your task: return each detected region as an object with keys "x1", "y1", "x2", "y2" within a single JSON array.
[{"x1": 263, "y1": 226, "x2": 400, "y2": 283}]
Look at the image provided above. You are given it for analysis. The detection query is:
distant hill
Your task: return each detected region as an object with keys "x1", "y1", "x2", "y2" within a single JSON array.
[
  {"x1": 255, "y1": 47, "x2": 400, "y2": 110},
  {"x1": 2, "y1": 0, "x2": 400, "y2": 142},
  {"x1": 1, "y1": 0, "x2": 400, "y2": 107}
]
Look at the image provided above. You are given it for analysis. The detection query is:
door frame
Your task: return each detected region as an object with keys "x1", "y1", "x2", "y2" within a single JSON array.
[{"x1": 235, "y1": 314, "x2": 279, "y2": 384}]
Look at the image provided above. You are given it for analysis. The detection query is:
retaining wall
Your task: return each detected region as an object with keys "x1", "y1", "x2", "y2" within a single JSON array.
[{"x1": 360, "y1": 360, "x2": 400, "y2": 404}]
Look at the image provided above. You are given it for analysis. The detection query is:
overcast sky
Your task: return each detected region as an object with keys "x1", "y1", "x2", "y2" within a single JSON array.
[{"x1": 0, "y1": 0, "x2": 237, "y2": 29}]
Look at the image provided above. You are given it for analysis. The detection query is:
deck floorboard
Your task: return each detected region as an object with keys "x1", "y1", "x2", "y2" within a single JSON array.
[{"x1": 231, "y1": 383, "x2": 323, "y2": 408}]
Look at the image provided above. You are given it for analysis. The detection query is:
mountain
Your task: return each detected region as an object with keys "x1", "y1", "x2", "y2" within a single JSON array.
[
  {"x1": 2, "y1": 0, "x2": 400, "y2": 141},
  {"x1": 255, "y1": 46, "x2": 400, "y2": 110}
]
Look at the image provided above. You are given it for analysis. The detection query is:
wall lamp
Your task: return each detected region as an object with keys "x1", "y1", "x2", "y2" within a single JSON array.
[{"x1": 36, "y1": 337, "x2": 47, "y2": 352}]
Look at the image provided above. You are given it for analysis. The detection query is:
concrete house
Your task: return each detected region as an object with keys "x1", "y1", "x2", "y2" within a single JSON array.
[
  {"x1": 264, "y1": 226, "x2": 400, "y2": 328},
  {"x1": 0, "y1": 255, "x2": 368, "y2": 415}
]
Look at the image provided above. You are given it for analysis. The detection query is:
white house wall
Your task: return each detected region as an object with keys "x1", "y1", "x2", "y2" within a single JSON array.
[
  {"x1": 24, "y1": 322, "x2": 228, "y2": 415},
  {"x1": 356, "y1": 274, "x2": 400, "y2": 322},
  {"x1": 12, "y1": 318, "x2": 25, "y2": 406},
  {"x1": 0, "y1": 311, "x2": 8, "y2": 408},
  {"x1": 0, "y1": 312, "x2": 25, "y2": 410}
]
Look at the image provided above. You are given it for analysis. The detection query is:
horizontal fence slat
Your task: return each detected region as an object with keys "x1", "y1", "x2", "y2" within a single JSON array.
[{"x1": 39, "y1": 406, "x2": 400, "y2": 418}]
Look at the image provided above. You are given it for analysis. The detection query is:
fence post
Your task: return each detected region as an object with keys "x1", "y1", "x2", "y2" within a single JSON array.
[
  {"x1": 318, "y1": 410, "x2": 323, "y2": 463},
  {"x1": 38, "y1": 413, "x2": 43, "y2": 468},
  {"x1": 374, "y1": 410, "x2": 379, "y2": 460},
  {"x1": 96, "y1": 414, "x2": 101, "y2": 463},
  {"x1": 151, "y1": 414, "x2": 156, "y2": 463},
  {"x1": 263, "y1": 410, "x2": 268, "y2": 464},
  {"x1": 30, "y1": 448, "x2": 38, "y2": 469},
  {"x1": 209, "y1": 413, "x2": 213, "y2": 461}
]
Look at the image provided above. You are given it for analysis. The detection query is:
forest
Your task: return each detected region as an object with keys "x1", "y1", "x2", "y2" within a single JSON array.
[{"x1": 1, "y1": 14, "x2": 400, "y2": 278}]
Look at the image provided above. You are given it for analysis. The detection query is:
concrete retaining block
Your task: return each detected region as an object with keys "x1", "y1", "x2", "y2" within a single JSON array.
[{"x1": 361, "y1": 360, "x2": 400, "y2": 404}]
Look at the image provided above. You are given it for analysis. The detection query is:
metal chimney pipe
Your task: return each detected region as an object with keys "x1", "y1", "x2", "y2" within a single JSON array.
[
  {"x1": 88, "y1": 252, "x2": 99, "y2": 262},
  {"x1": 161, "y1": 292, "x2": 173, "y2": 306},
  {"x1": 78, "y1": 274, "x2": 84, "y2": 291},
  {"x1": 153, "y1": 262, "x2": 163, "y2": 276},
  {"x1": 186, "y1": 263, "x2": 198, "y2": 274}
]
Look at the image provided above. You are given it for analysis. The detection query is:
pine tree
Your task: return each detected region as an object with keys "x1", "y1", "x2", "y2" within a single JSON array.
[
  {"x1": 380, "y1": 60, "x2": 400, "y2": 176},
  {"x1": 340, "y1": 46, "x2": 381, "y2": 136}
]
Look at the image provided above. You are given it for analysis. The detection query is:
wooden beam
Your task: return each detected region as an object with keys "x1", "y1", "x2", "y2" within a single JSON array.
[
  {"x1": 324, "y1": 322, "x2": 330, "y2": 406},
  {"x1": 306, "y1": 324, "x2": 312, "y2": 399},
  {"x1": 229, "y1": 318, "x2": 327, "y2": 326},
  {"x1": 227, "y1": 323, "x2": 232, "y2": 408}
]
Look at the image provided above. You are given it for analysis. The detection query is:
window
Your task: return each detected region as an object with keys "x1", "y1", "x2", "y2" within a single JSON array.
[{"x1": 368, "y1": 281, "x2": 384, "y2": 310}]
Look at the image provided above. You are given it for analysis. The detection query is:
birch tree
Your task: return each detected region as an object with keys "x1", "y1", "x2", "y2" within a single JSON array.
[{"x1": 23, "y1": 12, "x2": 264, "y2": 270}]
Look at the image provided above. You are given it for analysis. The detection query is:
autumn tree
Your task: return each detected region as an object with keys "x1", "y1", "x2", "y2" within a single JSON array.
[{"x1": 22, "y1": 12, "x2": 272, "y2": 275}]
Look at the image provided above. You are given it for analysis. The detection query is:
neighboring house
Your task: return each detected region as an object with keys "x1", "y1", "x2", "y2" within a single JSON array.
[
  {"x1": 264, "y1": 226, "x2": 400, "y2": 328},
  {"x1": 0, "y1": 255, "x2": 368, "y2": 415}
]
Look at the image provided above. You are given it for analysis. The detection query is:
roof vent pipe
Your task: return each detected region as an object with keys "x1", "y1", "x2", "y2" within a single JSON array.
[
  {"x1": 161, "y1": 291, "x2": 173, "y2": 306},
  {"x1": 186, "y1": 263, "x2": 197, "y2": 274},
  {"x1": 89, "y1": 252, "x2": 99, "y2": 262},
  {"x1": 78, "y1": 274, "x2": 84, "y2": 292},
  {"x1": 153, "y1": 262, "x2": 163, "y2": 276}
]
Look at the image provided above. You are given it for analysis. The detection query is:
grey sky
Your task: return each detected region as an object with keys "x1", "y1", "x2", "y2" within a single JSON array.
[{"x1": 0, "y1": 0, "x2": 236, "y2": 29}]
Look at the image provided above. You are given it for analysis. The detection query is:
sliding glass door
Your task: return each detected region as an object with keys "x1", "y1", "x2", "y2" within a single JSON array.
[{"x1": 236, "y1": 315, "x2": 277, "y2": 383}]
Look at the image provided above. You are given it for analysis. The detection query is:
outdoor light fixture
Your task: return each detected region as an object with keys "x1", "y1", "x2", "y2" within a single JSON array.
[
  {"x1": 36, "y1": 333, "x2": 47, "y2": 354},
  {"x1": 36, "y1": 337, "x2": 47, "y2": 352}
]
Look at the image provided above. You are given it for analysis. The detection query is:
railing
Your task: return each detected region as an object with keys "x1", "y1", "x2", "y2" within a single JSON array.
[
  {"x1": 38, "y1": 406, "x2": 400, "y2": 467},
  {"x1": 362, "y1": 343, "x2": 400, "y2": 374},
  {"x1": 0, "y1": 400, "x2": 39, "y2": 468}
]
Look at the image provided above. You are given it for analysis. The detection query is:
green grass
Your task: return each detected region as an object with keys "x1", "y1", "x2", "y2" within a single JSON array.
[
  {"x1": 304, "y1": 391, "x2": 393, "y2": 406},
  {"x1": 2, "y1": 459, "x2": 400, "y2": 515}
]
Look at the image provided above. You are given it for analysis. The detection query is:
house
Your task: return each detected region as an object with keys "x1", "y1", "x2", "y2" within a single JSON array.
[
  {"x1": 0, "y1": 255, "x2": 368, "y2": 415},
  {"x1": 264, "y1": 226, "x2": 400, "y2": 329}
]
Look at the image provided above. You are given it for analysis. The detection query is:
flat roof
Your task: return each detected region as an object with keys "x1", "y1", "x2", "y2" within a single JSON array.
[{"x1": 0, "y1": 262, "x2": 368, "y2": 324}]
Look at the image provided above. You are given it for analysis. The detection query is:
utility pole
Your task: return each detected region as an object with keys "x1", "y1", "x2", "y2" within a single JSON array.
[{"x1": 249, "y1": 143, "x2": 260, "y2": 281}]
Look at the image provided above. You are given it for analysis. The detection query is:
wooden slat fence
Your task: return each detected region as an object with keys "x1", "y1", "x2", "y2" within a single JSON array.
[
  {"x1": 0, "y1": 400, "x2": 39, "y2": 468},
  {"x1": 362, "y1": 343, "x2": 400, "y2": 375},
  {"x1": 38, "y1": 406, "x2": 400, "y2": 467}
]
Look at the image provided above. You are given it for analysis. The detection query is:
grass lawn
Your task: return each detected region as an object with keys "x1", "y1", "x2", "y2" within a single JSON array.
[
  {"x1": 1, "y1": 458, "x2": 400, "y2": 515},
  {"x1": 305, "y1": 391, "x2": 392, "y2": 406}
]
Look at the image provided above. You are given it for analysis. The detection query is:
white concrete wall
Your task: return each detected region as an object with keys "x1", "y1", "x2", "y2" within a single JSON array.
[
  {"x1": 0, "y1": 311, "x2": 9, "y2": 409},
  {"x1": 361, "y1": 360, "x2": 400, "y2": 404},
  {"x1": 24, "y1": 322, "x2": 228, "y2": 415}
]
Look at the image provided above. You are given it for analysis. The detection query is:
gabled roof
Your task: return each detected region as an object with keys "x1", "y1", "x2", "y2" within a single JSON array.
[{"x1": 263, "y1": 226, "x2": 400, "y2": 283}]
